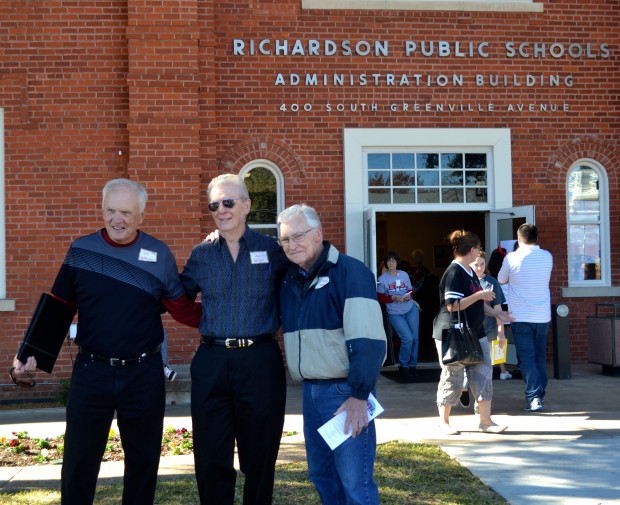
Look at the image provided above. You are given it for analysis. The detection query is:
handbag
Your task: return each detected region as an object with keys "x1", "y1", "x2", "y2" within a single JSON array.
[{"x1": 441, "y1": 300, "x2": 484, "y2": 366}]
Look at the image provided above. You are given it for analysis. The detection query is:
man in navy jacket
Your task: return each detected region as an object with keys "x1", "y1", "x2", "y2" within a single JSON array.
[{"x1": 277, "y1": 204, "x2": 386, "y2": 505}]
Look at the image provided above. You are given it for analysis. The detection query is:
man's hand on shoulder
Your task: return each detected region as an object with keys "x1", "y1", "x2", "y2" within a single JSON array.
[{"x1": 204, "y1": 229, "x2": 219, "y2": 244}]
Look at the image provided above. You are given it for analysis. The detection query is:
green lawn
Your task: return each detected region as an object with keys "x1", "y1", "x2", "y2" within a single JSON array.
[{"x1": 0, "y1": 441, "x2": 507, "y2": 505}]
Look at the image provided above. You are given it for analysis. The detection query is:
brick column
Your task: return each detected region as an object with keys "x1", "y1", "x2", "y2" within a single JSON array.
[{"x1": 125, "y1": 0, "x2": 203, "y2": 360}]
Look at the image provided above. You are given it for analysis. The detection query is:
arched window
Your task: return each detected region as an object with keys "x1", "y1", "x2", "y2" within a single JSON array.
[
  {"x1": 567, "y1": 161, "x2": 610, "y2": 286},
  {"x1": 240, "y1": 161, "x2": 284, "y2": 238}
]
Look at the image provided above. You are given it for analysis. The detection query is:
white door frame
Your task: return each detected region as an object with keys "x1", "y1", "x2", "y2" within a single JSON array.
[
  {"x1": 363, "y1": 207, "x2": 377, "y2": 277},
  {"x1": 344, "y1": 128, "x2": 513, "y2": 262}
]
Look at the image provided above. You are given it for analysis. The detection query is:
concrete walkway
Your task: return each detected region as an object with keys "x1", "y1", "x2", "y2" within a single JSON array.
[{"x1": 1, "y1": 363, "x2": 619, "y2": 504}]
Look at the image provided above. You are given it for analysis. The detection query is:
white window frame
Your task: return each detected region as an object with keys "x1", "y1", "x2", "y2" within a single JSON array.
[
  {"x1": 0, "y1": 108, "x2": 13, "y2": 310},
  {"x1": 566, "y1": 160, "x2": 610, "y2": 288},
  {"x1": 240, "y1": 160, "x2": 285, "y2": 236},
  {"x1": 344, "y1": 128, "x2": 512, "y2": 261},
  {"x1": 302, "y1": 0, "x2": 543, "y2": 13},
  {"x1": 366, "y1": 149, "x2": 492, "y2": 206}
]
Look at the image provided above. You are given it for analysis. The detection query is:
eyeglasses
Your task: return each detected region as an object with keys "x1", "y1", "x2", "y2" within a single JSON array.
[
  {"x1": 277, "y1": 228, "x2": 315, "y2": 247},
  {"x1": 9, "y1": 367, "x2": 35, "y2": 387},
  {"x1": 387, "y1": 258, "x2": 397, "y2": 263},
  {"x1": 208, "y1": 198, "x2": 243, "y2": 212}
]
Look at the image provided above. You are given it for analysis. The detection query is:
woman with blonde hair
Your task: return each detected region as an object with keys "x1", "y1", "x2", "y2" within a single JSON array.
[{"x1": 432, "y1": 230, "x2": 508, "y2": 435}]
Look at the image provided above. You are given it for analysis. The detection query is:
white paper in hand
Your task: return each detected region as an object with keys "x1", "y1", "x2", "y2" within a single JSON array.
[{"x1": 317, "y1": 393, "x2": 384, "y2": 451}]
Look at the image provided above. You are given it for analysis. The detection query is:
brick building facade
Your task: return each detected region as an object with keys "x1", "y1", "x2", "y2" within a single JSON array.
[{"x1": 1, "y1": 1, "x2": 618, "y2": 400}]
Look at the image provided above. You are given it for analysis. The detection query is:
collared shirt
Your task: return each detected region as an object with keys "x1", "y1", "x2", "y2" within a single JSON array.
[
  {"x1": 497, "y1": 244, "x2": 553, "y2": 323},
  {"x1": 180, "y1": 226, "x2": 289, "y2": 338}
]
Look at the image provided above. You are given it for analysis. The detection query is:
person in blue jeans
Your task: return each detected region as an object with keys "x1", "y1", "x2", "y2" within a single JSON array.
[
  {"x1": 377, "y1": 252, "x2": 420, "y2": 378},
  {"x1": 498, "y1": 223, "x2": 553, "y2": 412},
  {"x1": 278, "y1": 204, "x2": 387, "y2": 505}
]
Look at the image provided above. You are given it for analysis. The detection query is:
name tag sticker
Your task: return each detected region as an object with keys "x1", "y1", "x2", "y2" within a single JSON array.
[
  {"x1": 139, "y1": 248, "x2": 158, "y2": 262},
  {"x1": 315, "y1": 276, "x2": 330, "y2": 289},
  {"x1": 250, "y1": 251, "x2": 269, "y2": 264}
]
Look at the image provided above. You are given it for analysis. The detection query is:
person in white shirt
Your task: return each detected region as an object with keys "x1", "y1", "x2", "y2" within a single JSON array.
[{"x1": 498, "y1": 223, "x2": 553, "y2": 413}]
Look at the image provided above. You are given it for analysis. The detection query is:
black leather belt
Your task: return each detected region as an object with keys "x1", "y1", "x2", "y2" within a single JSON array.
[
  {"x1": 200, "y1": 334, "x2": 275, "y2": 349},
  {"x1": 79, "y1": 345, "x2": 161, "y2": 366}
]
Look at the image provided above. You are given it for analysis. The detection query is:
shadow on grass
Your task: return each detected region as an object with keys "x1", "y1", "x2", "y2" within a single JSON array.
[{"x1": 0, "y1": 442, "x2": 507, "y2": 505}]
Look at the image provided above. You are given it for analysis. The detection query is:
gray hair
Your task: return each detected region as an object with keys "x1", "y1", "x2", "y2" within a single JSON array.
[
  {"x1": 102, "y1": 178, "x2": 148, "y2": 213},
  {"x1": 277, "y1": 204, "x2": 322, "y2": 230},
  {"x1": 208, "y1": 173, "x2": 250, "y2": 201}
]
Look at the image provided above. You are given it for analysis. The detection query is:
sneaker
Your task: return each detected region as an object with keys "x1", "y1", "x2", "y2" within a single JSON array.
[
  {"x1": 459, "y1": 390, "x2": 470, "y2": 408},
  {"x1": 163, "y1": 364, "x2": 177, "y2": 381},
  {"x1": 524, "y1": 398, "x2": 543, "y2": 412},
  {"x1": 500, "y1": 371, "x2": 513, "y2": 380}
]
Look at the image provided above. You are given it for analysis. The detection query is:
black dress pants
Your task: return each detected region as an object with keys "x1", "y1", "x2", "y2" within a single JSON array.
[
  {"x1": 191, "y1": 341, "x2": 287, "y2": 505},
  {"x1": 61, "y1": 352, "x2": 165, "y2": 505}
]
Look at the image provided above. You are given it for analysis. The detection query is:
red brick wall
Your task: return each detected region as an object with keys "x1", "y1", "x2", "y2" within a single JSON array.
[{"x1": 1, "y1": 1, "x2": 618, "y2": 400}]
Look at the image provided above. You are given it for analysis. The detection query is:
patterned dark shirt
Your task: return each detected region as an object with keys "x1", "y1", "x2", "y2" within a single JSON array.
[
  {"x1": 52, "y1": 229, "x2": 186, "y2": 357},
  {"x1": 180, "y1": 226, "x2": 289, "y2": 338}
]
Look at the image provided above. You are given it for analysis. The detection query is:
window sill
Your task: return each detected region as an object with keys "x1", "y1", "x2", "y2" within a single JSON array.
[
  {"x1": 562, "y1": 287, "x2": 620, "y2": 298},
  {"x1": 302, "y1": 0, "x2": 544, "y2": 13},
  {"x1": 0, "y1": 299, "x2": 16, "y2": 311}
]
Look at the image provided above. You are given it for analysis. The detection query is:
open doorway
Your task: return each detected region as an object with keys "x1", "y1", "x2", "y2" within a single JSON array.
[{"x1": 375, "y1": 211, "x2": 486, "y2": 364}]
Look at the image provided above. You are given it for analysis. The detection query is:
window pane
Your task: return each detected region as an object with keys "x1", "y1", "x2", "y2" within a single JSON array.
[
  {"x1": 393, "y1": 188, "x2": 415, "y2": 203},
  {"x1": 466, "y1": 187, "x2": 488, "y2": 203},
  {"x1": 368, "y1": 153, "x2": 390, "y2": 169},
  {"x1": 393, "y1": 170, "x2": 415, "y2": 186},
  {"x1": 252, "y1": 226, "x2": 277, "y2": 238},
  {"x1": 465, "y1": 153, "x2": 487, "y2": 168},
  {"x1": 441, "y1": 153, "x2": 463, "y2": 169},
  {"x1": 416, "y1": 153, "x2": 438, "y2": 169},
  {"x1": 417, "y1": 188, "x2": 439, "y2": 203},
  {"x1": 568, "y1": 224, "x2": 601, "y2": 281},
  {"x1": 245, "y1": 167, "x2": 277, "y2": 225},
  {"x1": 369, "y1": 188, "x2": 391, "y2": 204},
  {"x1": 442, "y1": 188, "x2": 464, "y2": 203},
  {"x1": 465, "y1": 170, "x2": 487, "y2": 186},
  {"x1": 441, "y1": 170, "x2": 463, "y2": 186},
  {"x1": 366, "y1": 151, "x2": 488, "y2": 205},
  {"x1": 368, "y1": 171, "x2": 390, "y2": 186},
  {"x1": 568, "y1": 166, "x2": 600, "y2": 222},
  {"x1": 417, "y1": 170, "x2": 439, "y2": 186},
  {"x1": 392, "y1": 153, "x2": 414, "y2": 169}
]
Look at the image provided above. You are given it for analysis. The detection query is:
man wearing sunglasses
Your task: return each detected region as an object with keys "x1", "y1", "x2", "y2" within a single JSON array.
[
  {"x1": 277, "y1": 204, "x2": 387, "y2": 505},
  {"x1": 12, "y1": 178, "x2": 201, "y2": 505},
  {"x1": 180, "y1": 173, "x2": 289, "y2": 505}
]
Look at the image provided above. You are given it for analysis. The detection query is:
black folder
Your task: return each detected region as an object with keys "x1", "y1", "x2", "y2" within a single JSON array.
[{"x1": 16, "y1": 293, "x2": 77, "y2": 373}]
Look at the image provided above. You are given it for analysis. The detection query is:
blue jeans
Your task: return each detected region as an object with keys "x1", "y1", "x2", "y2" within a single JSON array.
[
  {"x1": 303, "y1": 380, "x2": 379, "y2": 505},
  {"x1": 512, "y1": 322, "x2": 549, "y2": 403},
  {"x1": 388, "y1": 306, "x2": 419, "y2": 368}
]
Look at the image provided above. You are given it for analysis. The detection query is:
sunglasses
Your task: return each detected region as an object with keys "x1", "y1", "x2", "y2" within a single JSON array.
[
  {"x1": 208, "y1": 198, "x2": 243, "y2": 212},
  {"x1": 9, "y1": 367, "x2": 36, "y2": 387}
]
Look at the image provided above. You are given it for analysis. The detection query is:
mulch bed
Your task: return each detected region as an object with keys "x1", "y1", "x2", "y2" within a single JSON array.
[{"x1": 0, "y1": 427, "x2": 193, "y2": 467}]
